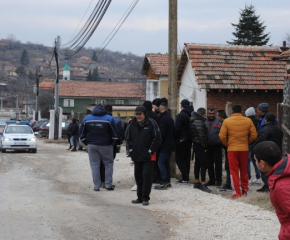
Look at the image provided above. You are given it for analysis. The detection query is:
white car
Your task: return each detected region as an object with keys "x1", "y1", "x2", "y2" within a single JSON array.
[{"x1": 0, "y1": 124, "x2": 37, "y2": 153}]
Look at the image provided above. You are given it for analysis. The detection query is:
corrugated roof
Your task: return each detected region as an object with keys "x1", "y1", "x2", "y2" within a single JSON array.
[
  {"x1": 58, "y1": 81, "x2": 145, "y2": 99},
  {"x1": 179, "y1": 43, "x2": 287, "y2": 90}
]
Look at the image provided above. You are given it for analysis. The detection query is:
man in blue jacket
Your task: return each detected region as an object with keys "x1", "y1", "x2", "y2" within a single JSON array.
[{"x1": 79, "y1": 104, "x2": 119, "y2": 191}]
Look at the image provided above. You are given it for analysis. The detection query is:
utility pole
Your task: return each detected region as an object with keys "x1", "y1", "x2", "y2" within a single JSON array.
[
  {"x1": 35, "y1": 68, "x2": 41, "y2": 121},
  {"x1": 25, "y1": 77, "x2": 28, "y2": 119},
  {"x1": 168, "y1": 0, "x2": 178, "y2": 176},
  {"x1": 54, "y1": 36, "x2": 61, "y2": 139},
  {"x1": 168, "y1": 0, "x2": 178, "y2": 119}
]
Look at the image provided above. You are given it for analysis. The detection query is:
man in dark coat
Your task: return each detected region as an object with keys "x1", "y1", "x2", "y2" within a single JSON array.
[
  {"x1": 69, "y1": 118, "x2": 79, "y2": 152},
  {"x1": 154, "y1": 102, "x2": 175, "y2": 190},
  {"x1": 190, "y1": 108, "x2": 210, "y2": 193},
  {"x1": 253, "y1": 113, "x2": 283, "y2": 192},
  {"x1": 205, "y1": 107, "x2": 223, "y2": 186},
  {"x1": 126, "y1": 106, "x2": 161, "y2": 206},
  {"x1": 143, "y1": 100, "x2": 159, "y2": 123},
  {"x1": 174, "y1": 99, "x2": 194, "y2": 183}
]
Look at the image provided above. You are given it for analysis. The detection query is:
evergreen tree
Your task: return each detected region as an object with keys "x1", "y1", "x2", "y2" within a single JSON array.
[
  {"x1": 91, "y1": 67, "x2": 99, "y2": 81},
  {"x1": 20, "y1": 49, "x2": 30, "y2": 66},
  {"x1": 28, "y1": 71, "x2": 36, "y2": 82},
  {"x1": 87, "y1": 70, "x2": 92, "y2": 81},
  {"x1": 15, "y1": 66, "x2": 26, "y2": 76},
  {"x1": 92, "y1": 51, "x2": 98, "y2": 62},
  {"x1": 227, "y1": 5, "x2": 270, "y2": 46}
]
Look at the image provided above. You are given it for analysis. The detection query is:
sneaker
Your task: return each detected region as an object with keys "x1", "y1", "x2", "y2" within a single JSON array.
[
  {"x1": 176, "y1": 180, "x2": 189, "y2": 184},
  {"x1": 93, "y1": 188, "x2": 99, "y2": 191},
  {"x1": 154, "y1": 183, "x2": 170, "y2": 190},
  {"x1": 215, "y1": 181, "x2": 222, "y2": 187},
  {"x1": 142, "y1": 201, "x2": 149, "y2": 206},
  {"x1": 219, "y1": 184, "x2": 232, "y2": 191},
  {"x1": 257, "y1": 185, "x2": 269, "y2": 193},
  {"x1": 193, "y1": 182, "x2": 202, "y2": 189},
  {"x1": 200, "y1": 184, "x2": 212, "y2": 193},
  {"x1": 105, "y1": 187, "x2": 114, "y2": 191},
  {"x1": 242, "y1": 190, "x2": 247, "y2": 197},
  {"x1": 205, "y1": 180, "x2": 215, "y2": 186},
  {"x1": 252, "y1": 178, "x2": 262, "y2": 184},
  {"x1": 231, "y1": 194, "x2": 241, "y2": 199},
  {"x1": 69, "y1": 146, "x2": 74, "y2": 151},
  {"x1": 131, "y1": 199, "x2": 142, "y2": 204},
  {"x1": 71, "y1": 149, "x2": 77, "y2": 152},
  {"x1": 131, "y1": 184, "x2": 137, "y2": 191}
]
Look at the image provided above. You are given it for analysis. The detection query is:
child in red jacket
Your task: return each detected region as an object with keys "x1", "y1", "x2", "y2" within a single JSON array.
[{"x1": 253, "y1": 141, "x2": 290, "y2": 240}]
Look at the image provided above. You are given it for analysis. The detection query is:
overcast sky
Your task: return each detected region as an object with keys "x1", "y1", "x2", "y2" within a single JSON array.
[{"x1": 1, "y1": 0, "x2": 290, "y2": 57}]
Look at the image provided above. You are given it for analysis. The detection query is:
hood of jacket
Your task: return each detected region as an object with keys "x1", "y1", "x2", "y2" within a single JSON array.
[
  {"x1": 181, "y1": 105, "x2": 194, "y2": 117},
  {"x1": 92, "y1": 105, "x2": 108, "y2": 116},
  {"x1": 267, "y1": 154, "x2": 290, "y2": 191},
  {"x1": 72, "y1": 118, "x2": 77, "y2": 124},
  {"x1": 191, "y1": 111, "x2": 206, "y2": 122}
]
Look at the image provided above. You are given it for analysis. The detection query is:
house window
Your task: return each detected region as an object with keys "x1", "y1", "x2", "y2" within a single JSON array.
[
  {"x1": 95, "y1": 100, "x2": 106, "y2": 105},
  {"x1": 64, "y1": 99, "x2": 74, "y2": 107},
  {"x1": 115, "y1": 100, "x2": 124, "y2": 105},
  {"x1": 129, "y1": 99, "x2": 140, "y2": 105}
]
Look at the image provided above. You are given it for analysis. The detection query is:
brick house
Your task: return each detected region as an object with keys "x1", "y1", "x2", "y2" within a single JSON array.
[
  {"x1": 141, "y1": 54, "x2": 169, "y2": 101},
  {"x1": 57, "y1": 80, "x2": 145, "y2": 118}
]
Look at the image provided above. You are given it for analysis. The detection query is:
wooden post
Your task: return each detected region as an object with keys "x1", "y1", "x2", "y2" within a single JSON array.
[{"x1": 168, "y1": 0, "x2": 178, "y2": 177}]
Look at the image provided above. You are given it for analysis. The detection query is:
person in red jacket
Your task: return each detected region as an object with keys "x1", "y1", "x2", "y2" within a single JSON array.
[{"x1": 253, "y1": 141, "x2": 290, "y2": 240}]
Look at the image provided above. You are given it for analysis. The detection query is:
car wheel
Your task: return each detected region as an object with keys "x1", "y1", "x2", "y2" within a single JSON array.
[
  {"x1": 78, "y1": 146, "x2": 83, "y2": 151},
  {"x1": 32, "y1": 149, "x2": 37, "y2": 153},
  {"x1": 1, "y1": 148, "x2": 6, "y2": 153}
]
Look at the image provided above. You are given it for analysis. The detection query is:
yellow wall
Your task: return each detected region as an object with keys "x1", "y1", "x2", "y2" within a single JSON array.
[
  {"x1": 177, "y1": 95, "x2": 180, "y2": 113},
  {"x1": 159, "y1": 80, "x2": 168, "y2": 99},
  {"x1": 113, "y1": 110, "x2": 135, "y2": 118}
]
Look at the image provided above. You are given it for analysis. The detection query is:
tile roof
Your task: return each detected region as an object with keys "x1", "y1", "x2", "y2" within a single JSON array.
[
  {"x1": 39, "y1": 81, "x2": 54, "y2": 90},
  {"x1": 58, "y1": 81, "x2": 145, "y2": 99},
  {"x1": 273, "y1": 49, "x2": 290, "y2": 60},
  {"x1": 178, "y1": 43, "x2": 287, "y2": 90},
  {"x1": 141, "y1": 54, "x2": 169, "y2": 76}
]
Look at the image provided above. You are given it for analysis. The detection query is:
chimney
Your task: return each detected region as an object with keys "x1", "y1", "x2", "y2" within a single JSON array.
[{"x1": 281, "y1": 40, "x2": 289, "y2": 52}]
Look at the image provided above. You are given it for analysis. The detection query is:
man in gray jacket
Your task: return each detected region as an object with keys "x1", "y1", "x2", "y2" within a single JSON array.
[{"x1": 205, "y1": 107, "x2": 223, "y2": 186}]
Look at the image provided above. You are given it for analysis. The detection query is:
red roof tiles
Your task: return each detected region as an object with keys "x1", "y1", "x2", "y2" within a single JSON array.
[
  {"x1": 142, "y1": 54, "x2": 169, "y2": 76},
  {"x1": 58, "y1": 81, "x2": 145, "y2": 99},
  {"x1": 179, "y1": 43, "x2": 287, "y2": 90}
]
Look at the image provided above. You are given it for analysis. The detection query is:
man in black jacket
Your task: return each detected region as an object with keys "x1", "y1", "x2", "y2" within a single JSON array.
[
  {"x1": 69, "y1": 118, "x2": 79, "y2": 152},
  {"x1": 190, "y1": 108, "x2": 211, "y2": 193},
  {"x1": 154, "y1": 102, "x2": 175, "y2": 190},
  {"x1": 253, "y1": 113, "x2": 283, "y2": 192},
  {"x1": 126, "y1": 106, "x2": 161, "y2": 206},
  {"x1": 174, "y1": 99, "x2": 194, "y2": 183},
  {"x1": 205, "y1": 107, "x2": 223, "y2": 186}
]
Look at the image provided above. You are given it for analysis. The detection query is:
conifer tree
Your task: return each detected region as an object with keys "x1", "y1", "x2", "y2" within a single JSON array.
[
  {"x1": 92, "y1": 51, "x2": 98, "y2": 62},
  {"x1": 91, "y1": 67, "x2": 99, "y2": 81},
  {"x1": 20, "y1": 49, "x2": 30, "y2": 66},
  {"x1": 87, "y1": 70, "x2": 92, "y2": 81},
  {"x1": 227, "y1": 5, "x2": 270, "y2": 46}
]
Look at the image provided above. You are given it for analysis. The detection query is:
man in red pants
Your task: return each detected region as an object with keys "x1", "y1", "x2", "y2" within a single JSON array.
[{"x1": 219, "y1": 105, "x2": 257, "y2": 198}]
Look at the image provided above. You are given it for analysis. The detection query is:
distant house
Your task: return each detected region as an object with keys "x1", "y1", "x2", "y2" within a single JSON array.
[
  {"x1": 58, "y1": 80, "x2": 145, "y2": 118},
  {"x1": 141, "y1": 54, "x2": 169, "y2": 101},
  {"x1": 177, "y1": 43, "x2": 288, "y2": 114},
  {"x1": 77, "y1": 56, "x2": 97, "y2": 70}
]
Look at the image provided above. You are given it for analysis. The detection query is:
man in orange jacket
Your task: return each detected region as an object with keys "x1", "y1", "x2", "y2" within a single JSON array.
[{"x1": 219, "y1": 105, "x2": 257, "y2": 198}]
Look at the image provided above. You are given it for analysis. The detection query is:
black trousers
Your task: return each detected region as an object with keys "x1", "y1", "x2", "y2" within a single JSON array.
[
  {"x1": 206, "y1": 145, "x2": 223, "y2": 183},
  {"x1": 175, "y1": 144, "x2": 192, "y2": 181},
  {"x1": 193, "y1": 143, "x2": 207, "y2": 182},
  {"x1": 224, "y1": 148, "x2": 231, "y2": 186},
  {"x1": 261, "y1": 171, "x2": 269, "y2": 189},
  {"x1": 134, "y1": 161, "x2": 154, "y2": 201}
]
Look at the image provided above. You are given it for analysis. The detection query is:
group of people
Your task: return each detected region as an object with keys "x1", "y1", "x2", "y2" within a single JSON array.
[{"x1": 78, "y1": 99, "x2": 289, "y2": 239}]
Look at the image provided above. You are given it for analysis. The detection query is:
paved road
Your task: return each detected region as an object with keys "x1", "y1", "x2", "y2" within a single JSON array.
[{"x1": 0, "y1": 141, "x2": 168, "y2": 240}]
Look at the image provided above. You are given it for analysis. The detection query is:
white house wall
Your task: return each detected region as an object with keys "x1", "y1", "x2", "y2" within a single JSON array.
[
  {"x1": 146, "y1": 79, "x2": 159, "y2": 101},
  {"x1": 179, "y1": 61, "x2": 207, "y2": 110}
]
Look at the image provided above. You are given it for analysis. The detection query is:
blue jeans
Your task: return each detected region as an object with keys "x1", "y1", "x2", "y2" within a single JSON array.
[
  {"x1": 71, "y1": 135, "x2": 78, "y2": 149},
  {"x1": 247, "y1": 145, "x2": 260, "y2": 180},
  {"x1": 158, "y1": 152, "x2": 172, "y2": 183}
]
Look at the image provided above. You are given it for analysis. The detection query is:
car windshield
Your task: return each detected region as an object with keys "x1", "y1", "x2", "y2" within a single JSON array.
[
  {"x1": 46, "y1": 122, "x2": 66, "y2": 127},
  {"x1": 5, "y1": 125, "x2": 33, "y2": 134}
]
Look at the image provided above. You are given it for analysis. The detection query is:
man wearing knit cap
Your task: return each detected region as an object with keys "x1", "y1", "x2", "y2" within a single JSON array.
[
  {"x1": 174, "y1": 99, "x2": 194, "y2": 183},
  {"x1": 152, "y1": 98, "x2": 160, "y2": 114},
  {"x1": 143, "y1": 101, "x2": 159, "y2": 123},
  {"x1": 245, "y1": 107, "x2": 261, "y2": 185},
  {"x1": 256, "y1": 103, "x2": 269, "y2": 132}
]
